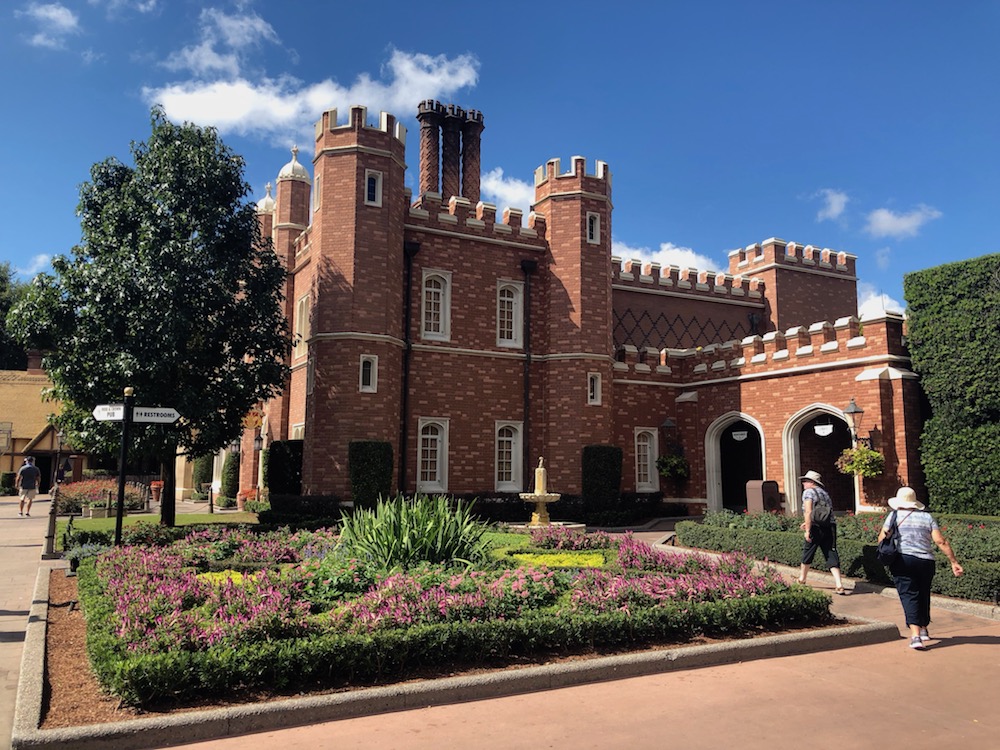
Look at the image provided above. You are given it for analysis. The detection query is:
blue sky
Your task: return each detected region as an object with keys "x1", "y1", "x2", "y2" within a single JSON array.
[{"x1": 3, "y1": 1, "x2": 998, "y2": 319}]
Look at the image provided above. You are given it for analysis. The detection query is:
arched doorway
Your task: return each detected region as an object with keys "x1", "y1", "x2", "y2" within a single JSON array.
[
  {"x1": 783, "y1": 404, "x2": 854, "y2": 513},
  {"x1": 706, "y1": 413, "x2": 765, "y2": 512}
]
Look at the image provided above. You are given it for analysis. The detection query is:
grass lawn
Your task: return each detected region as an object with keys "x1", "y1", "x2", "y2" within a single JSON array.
[{"x1": 56, "y1": 512, "x2": 259, "y2": 551}]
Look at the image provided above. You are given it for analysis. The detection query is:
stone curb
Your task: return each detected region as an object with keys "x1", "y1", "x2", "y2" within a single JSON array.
[{"x1": 12, "y1": 567, "x2": 898, "y2": 750}]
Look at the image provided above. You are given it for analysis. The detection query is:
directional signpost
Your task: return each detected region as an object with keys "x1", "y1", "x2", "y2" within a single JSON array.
[{"x1": 93, "y1": 392, "x2": 181, "y2": 544}]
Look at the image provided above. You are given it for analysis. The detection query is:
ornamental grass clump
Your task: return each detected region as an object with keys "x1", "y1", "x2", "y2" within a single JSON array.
[
  {"x1": 529, "y1": 526, "x2": 616, "y2": 550},
  {"x1": 337, "y1": 494, "x2": 491, "y2": 569}
]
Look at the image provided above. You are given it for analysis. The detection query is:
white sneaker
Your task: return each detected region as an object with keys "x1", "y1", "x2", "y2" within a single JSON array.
[
  {"x1": 909, "y1": 636, "x2": 926, "y2": 650},
  {"x1": 919, "y1": 628, "x2": 931, "y2": 642}
]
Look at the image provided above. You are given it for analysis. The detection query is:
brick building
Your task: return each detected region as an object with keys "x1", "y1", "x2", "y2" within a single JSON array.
[{"x1": 240, "y1": 101, "x2": 925, "y2": 514}]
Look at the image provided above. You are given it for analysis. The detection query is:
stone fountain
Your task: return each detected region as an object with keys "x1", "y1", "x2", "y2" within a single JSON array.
[{"x1": 519, "y1": 457, "x2": 561, "y2": 526}]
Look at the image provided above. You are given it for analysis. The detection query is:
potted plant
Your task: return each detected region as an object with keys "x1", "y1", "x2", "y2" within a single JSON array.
[
  {"x1": 149, "y1": 480, "x2": 164, "y2": 504},
  {"x1": 835, "y1": 444, "x2": 885, "y2": 478}
]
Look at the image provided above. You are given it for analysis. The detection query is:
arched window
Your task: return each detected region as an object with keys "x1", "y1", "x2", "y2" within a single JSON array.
[
  {"x1": 421, "y1": 270, "x2": 452, "y2": 341},
  {"x1": 634, "y1": 428, "x2": 659, "y2": 492},
  {"x1": 495, "y1": 421, "x2": 523, "y2": 491},
  {"x1": 496, "y1": 281, "x2": 523, "y2": 347},
  {"x1": 417, "y1": 418, "x2": 449, "y2": 492}
]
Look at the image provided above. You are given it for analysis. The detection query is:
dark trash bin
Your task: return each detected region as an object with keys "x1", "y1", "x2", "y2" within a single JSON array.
[{"x1": 746, "y1": 479, "x2": 781, "y2": 513}]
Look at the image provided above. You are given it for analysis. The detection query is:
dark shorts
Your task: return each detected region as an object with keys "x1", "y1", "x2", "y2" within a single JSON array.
[{"x1": 802, "y1": 523, "x2": 841, "y2": 568}]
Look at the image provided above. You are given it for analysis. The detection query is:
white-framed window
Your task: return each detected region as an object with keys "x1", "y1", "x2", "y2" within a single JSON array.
[
  {"x1": 496, "y1": 280, "x2": 524, "y2": 348},
  {"x1": 421, "y1": 269, "x2": 452, "y2": 341},
  {"x1": 359, "y1": 354, "x2": 378, "y2": 393},
  {"x1": 294, "y1": 294, "x2": 310, "y2": 355},
  {"x1": 417, "y1": 418, "x2": 449, "y2": 493},
  {"x1": 290, "y1": 423, "x2": 305, "y2": 440},
  {"x1": 364, "y1": 169, "x2": 383, "y2": 207},
  {"x1": 495, "y1": 421, "x2": 523, "y2": 492},
  {"x1": 634, "y1": 428, "x2": 659, "y2": 492},
  {"x1": 587, "y1": 372, "x2": 602, "y2": 405},
  {"x1": 305, "y1": 355, "x2": 315, "y2": 396},
  {"x1": 587, "y1": 212, "x2": 601, "y2": 245}
]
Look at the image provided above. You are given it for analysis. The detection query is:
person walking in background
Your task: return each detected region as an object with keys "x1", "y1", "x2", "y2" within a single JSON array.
[
  {"x1": 15, "y1": 456, "x2": 41, "y2": 517},
  {"x1": 877, "y1": 487, "x2": 963, "y2": 650},
  {"x1": 797, "y1": 470, "x2": 847, "y2": 594}
]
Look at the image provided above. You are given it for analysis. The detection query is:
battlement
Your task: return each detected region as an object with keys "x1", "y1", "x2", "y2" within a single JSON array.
[
  {"x1": 614, "y1": 313, "x2": 907, "y2": 383},
  {"x1": 612, "y1": 257, "x2": 765, "y2": 300},
  {"x1": 406, "y1": 190, "x2": 548, "y2": 246},
  {"x1": 727, "y1": 237, "x2": 857, "y2": 277},
  {"x1": 314, "y1": 105, "x2": 407, "y2": 144},
  {"x1": 533, "y1": 157, "x2": 612, "y2": 190}
]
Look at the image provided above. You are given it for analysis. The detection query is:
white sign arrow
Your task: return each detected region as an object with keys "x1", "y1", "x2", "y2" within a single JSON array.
[
  {"x1": 93, "y1": 404, "x2": 125, "y2": 422},
  {"x1": 133, "y1": 407, "x2": 181, "y2": 424}
]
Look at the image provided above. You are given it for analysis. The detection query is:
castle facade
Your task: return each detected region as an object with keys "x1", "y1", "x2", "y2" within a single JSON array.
[{"x1": 240, "y1": 101, "x2": 924, "y2": 514}]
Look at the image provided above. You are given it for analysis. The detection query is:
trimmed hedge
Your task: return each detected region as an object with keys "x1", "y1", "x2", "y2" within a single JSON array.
[
  {"x1": 581, "y1": 445, "x2": 622, "y2": 515},
  {"x1": 348, "y1": 440, "x2": 393, "y2": 509},
  {"x1": 75, "y1": 557, "x2": 830, "y2": 706},
  {"x1": 264, "y1": 440, "x2": 303, "y2": 495},
  {"x1": 191, "y1": 454, "x2": 214, "y2": 492},
  {"x1": 675, "y1": 521, "x2": 1000, "y2": 603},
  {"x1": 221, "y1": 452, "x2": 240, "y2": 499}
]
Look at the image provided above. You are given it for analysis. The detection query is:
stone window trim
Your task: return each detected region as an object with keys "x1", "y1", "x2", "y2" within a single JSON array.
[
  {"x1": 417, "y1": 417, "x2": 449, "y2": 493},
  {"x1": 634, "y1": 427, "x2": 659, "y2": 492},
  {"x1": 587, "y1": 372, "x2": 602, "y2": 405},
  {"x1": 365, "y1": 169, "x2": 383, "y2": 207},
  {"x1": 294, "y1": 294, "x2": 310, "y2": 358},
  {"x1": 495, "y1": 420, "x2": 524, "y2": 492},
  {"x1": 421, "y1": 269, "x2": 452, "y2": 342},
  {"x1": 359, "y1": 354, "x2": 378, "y2": 393},
  {"x1": 496, "y1": 279, "x2": 524, "y2": 348},
  {"x1": 587, "y1": 212, "x2": 601, "y2": 245}
]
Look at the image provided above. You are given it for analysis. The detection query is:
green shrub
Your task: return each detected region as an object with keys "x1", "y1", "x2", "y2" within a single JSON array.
[
  {"x1": 264, "y1": 440, "x2": 303, "y2": 495},
  {"x1": 348, "y1": 440, "x2": 393, "y2": 509},
  {"x1": 191, "y1": 454, "x2": 214, "y2": 491},
  {"x1": 1, "y1": 471, "x2": 15, "y2": 491},
  {"x1": 581, "y1": 445, "x2": 622, "y2": 515},
  {"x1": 221, "y1": 452, "x2": 240, "y2": 499},
  {"x1": 215, "y1": 495, "x2": 236, "y2": 508},
  {"x1": 921, "y1": 420, "x2": 1000, "y2": 516},
  {"x1": 245, "y1": 498, "x2": 270, "y2": 514},
  {"x1": 338, "y1": 494, "x2": 490, "y2": 569}
]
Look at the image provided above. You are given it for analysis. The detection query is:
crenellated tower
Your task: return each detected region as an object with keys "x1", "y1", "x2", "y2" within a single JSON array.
[
  {"x1": 299, "y1": 106, "x2": 409, "y2": 496},
  {"x1": 531, "y1": 156, "x2": 615, "y2": 490}
]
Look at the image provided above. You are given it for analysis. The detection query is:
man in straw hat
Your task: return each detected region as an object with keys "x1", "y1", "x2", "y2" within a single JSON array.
[
  {"x1": 877, "y1": 487, "x2": 963, "y2": 649},
  {"x1": 796, "y1": 470, "x2": 847, "y2": 594}
]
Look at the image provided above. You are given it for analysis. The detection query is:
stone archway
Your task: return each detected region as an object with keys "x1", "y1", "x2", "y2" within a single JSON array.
[
  {"x1": 782, "y1": 404, "x2": 854, "y2": 514},
  {"x1": 705, "y1": 412, "x2": 765, "y2": 513}
]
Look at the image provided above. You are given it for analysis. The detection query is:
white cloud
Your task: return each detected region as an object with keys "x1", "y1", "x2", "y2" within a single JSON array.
[
  {"x1": 145, "y1": 49, "x2": 480, "y2": 141},
  {"x1": 612, "y1": 240, "x2": 725, "y2": 274},
  {"x1": 816, "y1": 188, "x2": 848, "y2": 222},
  {"x1": 875, "y1": 246, "x2": 891, "y2": 271},
  {"x1": 88, "y1": 0, "x2": 159, "y2": 14},
  {"x1": 480, "y1": 168, "x2": 534, "y2": 211},
  {"x1": 864, "y1": 204, "x2": 942, "y2": 239},
  {"x1": 15, "y1": 254, "x2": 52, "y2": 278},
  {"x1": 162, "y1": 8, "x2": 278, "y2": 78},
  {"x1": 16, "y1": 2, "x2": 80, "y2": 48},
  {"x1": 857, "y1": 281, "x2": 904, "y2": 319}
]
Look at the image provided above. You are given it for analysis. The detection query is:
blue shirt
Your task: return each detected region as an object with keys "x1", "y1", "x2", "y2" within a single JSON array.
[{"x1": 882, "y1": 510, "x2": 938, "y2": 560}]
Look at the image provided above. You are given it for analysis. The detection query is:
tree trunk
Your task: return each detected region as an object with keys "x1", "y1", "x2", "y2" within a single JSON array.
[{"x1": 159, "y1": 457, "x2": 177, "y2": 527}]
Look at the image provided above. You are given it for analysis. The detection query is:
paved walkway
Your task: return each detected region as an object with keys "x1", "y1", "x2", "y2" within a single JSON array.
[{"x1": 3, "y1": 503, "x2": 1000, "y2": 749}]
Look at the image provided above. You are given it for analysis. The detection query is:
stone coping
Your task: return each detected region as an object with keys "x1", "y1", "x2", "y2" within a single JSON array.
[{"x1": 13, "y1": 566, "x2": 898, "y2": 750}]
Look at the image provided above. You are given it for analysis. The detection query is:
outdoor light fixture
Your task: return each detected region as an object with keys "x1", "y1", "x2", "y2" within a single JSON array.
[
  {"x1": 253, "y1": 435, "x2": 263, "y2": 452},
  {"x1": 843, "y1": 397, "x2": 866, "y2": 445},
  {"x1": 228, "y1": 439, "x2": 240, "y2": 453},
  {"x1": 661, "y1": 418, "x2": 677, "y2": 430}
]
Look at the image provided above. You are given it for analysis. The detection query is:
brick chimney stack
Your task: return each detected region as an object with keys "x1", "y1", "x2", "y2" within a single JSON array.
[
  {"x1": 461, "y1": 110, "x2": 485, "y2": 206},
  {"x1": 441, "y1": 104, "x2": 465, "y2": 202},
  {"x1": 416, "y1": 100, "x2": 443, "y2": 195}
]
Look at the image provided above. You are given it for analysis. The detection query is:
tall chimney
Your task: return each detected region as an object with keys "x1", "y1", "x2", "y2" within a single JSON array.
[
  {"x1": 461, "y1": 110, "x2": 485, "y2": 206},
  {"x1": 441, "y1": 104, "x2": 465, "y2": 202},
  {"x1": 416, "y1": 100, "x2": 443, "y2": 196}
]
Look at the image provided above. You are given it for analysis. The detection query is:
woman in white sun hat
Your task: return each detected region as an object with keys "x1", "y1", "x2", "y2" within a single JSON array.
[{"x1": 877, "y1": 487, "x2": 963, "y2": 650}]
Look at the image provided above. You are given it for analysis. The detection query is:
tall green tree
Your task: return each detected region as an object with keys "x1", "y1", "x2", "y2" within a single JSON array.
[
  {"x1": 8, "y1": 108, "x2": 289, "y2": 525},
  {"x1": 0, "y1": 262, "x2": 28, "y2": 370}
]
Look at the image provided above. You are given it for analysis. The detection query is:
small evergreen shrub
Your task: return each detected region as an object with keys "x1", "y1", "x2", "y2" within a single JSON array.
[
  {"x1": 265, "y1": 440, "x2": 303, "y2": 495},
  {"x1": 221, "y1": 452, "x2": 240, "y2": 499},
  {"x1": 581, "y1": 445, "x2": 622, "y2": 515},
  {"x1": 348, "y1": 440, "x2": 393, "y2": 509},
  {"x1": 191, "y1": 454, "x2": 214, "y2": 492}
]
